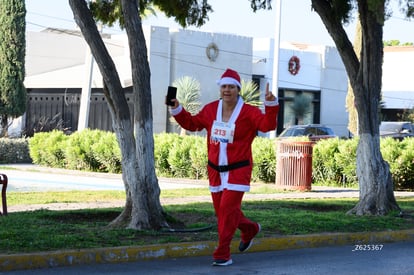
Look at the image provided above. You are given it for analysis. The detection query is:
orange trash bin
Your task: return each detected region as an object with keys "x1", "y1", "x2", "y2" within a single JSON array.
[{"x1": 275, "y1": 140, "x2": 313, "y2": 191}]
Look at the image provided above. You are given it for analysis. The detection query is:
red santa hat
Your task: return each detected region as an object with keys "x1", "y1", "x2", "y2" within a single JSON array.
[{"x1": 217, "y1": 68, "x2": 241, "y2": 88}]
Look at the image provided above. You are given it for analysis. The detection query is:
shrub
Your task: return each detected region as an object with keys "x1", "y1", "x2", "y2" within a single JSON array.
[
  {"x1": 387, "y1": 138, "x2": 414, "y2": 190},
  {"x1": 27, "y1": 132, "x2": 47, "y2": 164},
  {"x1": 64, "y1": 129, "x2": 103, "y2": 171},
  {"x1": 381, "y1": 137, "x2": 402, "y2": 186},
  {"x1": 334, "y1": 138, "x2": 358, "y2": 187},
  {"x1": 23, "y1": 113, "x2": 69, "y2": 137},
  {"x1": 0, "y1": 138, "x2": 31, "y2": 164},
  {"x1": 154, "y1": 133, "x2": 178, "y2": 177},
  {"x1": 312, "y1": 138, "x2": 341, "y2": 185},
  {"x1": 91, "y1": 131, "x2": 121, "y2": 173},
  {"x1": 29, "y1": 130, "x2": 68, "y2": 167},
  {"x1": 167, "y1": 135, "x2": 194, "y2": 178},
  {"x1": 188, "y1": 136, "x2": 208, "y2": 179},
  {"x1": 252, "y1": 137, "x2": 276, "y2": 183}
]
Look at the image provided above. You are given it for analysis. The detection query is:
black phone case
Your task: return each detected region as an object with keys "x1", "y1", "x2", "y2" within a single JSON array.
[{"x1": 166, "y1": 86, "x2": 177, "y2": 106}]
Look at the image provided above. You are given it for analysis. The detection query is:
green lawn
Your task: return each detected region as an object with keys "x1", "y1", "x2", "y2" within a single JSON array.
[{"x1": 1, "y1": 189, "x2": 413, "y2": 254}]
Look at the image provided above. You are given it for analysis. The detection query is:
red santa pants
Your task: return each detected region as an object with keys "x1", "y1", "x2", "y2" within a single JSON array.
[{"x1": 211, "y1": 189, "x2": 259, "y2": 260}]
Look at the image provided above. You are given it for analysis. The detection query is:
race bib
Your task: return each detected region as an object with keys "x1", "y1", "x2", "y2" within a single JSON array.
[{"x1": 211, "y1": 120, "x2": 235, "y2": 143}]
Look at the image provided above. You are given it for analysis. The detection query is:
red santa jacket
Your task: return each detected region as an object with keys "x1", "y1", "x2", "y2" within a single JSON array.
[{"x1": 172, "y1": 97, "x2": 279, "y2": 192}]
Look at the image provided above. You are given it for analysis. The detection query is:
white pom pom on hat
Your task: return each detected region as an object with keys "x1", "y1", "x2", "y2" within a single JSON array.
[{"x1": 216, "y1": 68, "x2": 241, "y2": 88}]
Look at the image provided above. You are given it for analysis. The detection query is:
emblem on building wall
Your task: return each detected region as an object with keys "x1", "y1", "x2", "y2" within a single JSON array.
[
  {"x1": 206, "y1": 42, "x2": 219, "y2": 62},
  {"x1": 288, "y1": 55, "x2": 301, "y2": 75}
]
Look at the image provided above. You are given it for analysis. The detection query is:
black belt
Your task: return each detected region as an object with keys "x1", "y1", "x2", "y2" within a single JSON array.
[{"x1": 208, "y1": 160, "x2": 250, "y2": 172}]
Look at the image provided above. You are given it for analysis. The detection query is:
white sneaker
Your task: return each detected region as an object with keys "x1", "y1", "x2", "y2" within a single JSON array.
[{"x1": 212, "y1": 259, "x2": 233, "y2": 266}]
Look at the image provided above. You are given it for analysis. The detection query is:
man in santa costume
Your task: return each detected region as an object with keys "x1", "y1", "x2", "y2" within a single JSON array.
[{"x1": 167, "y1": 68, "x2": 279, "y2": 266}]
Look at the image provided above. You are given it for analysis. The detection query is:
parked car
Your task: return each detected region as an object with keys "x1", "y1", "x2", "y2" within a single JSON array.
[
  {"x1": 380, "y1": 121, "x2": 414, "y2": 140},
  {"x1": 278, "y1": 124, "x2": 337, "y2": 141}
]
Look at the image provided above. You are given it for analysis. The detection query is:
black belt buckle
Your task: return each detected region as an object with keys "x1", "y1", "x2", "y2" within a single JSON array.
[{"x1": 217, "y1": 165, "x2": 228, "y2": 173}]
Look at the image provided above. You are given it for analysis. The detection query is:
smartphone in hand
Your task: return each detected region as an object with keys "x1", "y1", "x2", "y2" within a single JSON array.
[{"x1": 166, "y1": 86, "x2": 177, "y2": 106}]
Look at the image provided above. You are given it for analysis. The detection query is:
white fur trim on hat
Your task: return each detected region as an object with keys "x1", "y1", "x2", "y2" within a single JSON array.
[{"x1": 216, "y1": 77, "x2": 241, "y2": 88}]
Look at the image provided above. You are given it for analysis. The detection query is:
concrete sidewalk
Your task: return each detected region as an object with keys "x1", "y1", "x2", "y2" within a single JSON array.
[{"x1": 1, "y1": 164, "x2": 414, "y2": 272}]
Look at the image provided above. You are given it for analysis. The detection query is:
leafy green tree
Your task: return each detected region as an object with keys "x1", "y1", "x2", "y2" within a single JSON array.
[
  {"x1": 384, "y1": 39, "x2": 402, "y2": 46},
  {"x1": 251, "y1": 0, "x2": 414, "y2": 215},
  {"x1": 171, "y1": 76, "x2": 201, "y2": 136},
  {"x1": 69, "y1": 0, "x2": 212, "y2": 230},
  {"x1": 0, "y1": 0, "x2": 26, "y2": 137},
  {"x1": 384, "y1": 40, "x2": 414, "y2": 46}
]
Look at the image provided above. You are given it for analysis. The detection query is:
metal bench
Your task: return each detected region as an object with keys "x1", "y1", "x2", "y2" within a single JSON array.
[{"x1": 0, "y1": 174, "x2": 7, "y2": 215}]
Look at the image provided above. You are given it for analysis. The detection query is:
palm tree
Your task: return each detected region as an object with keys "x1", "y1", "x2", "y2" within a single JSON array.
[
  {"x1": 171, "y1": 76, "x2": 201, "y2": 135},
  {"x1": 239, "y1": 79, "x2": 262, "y2": 107},
  {"x1": 290, "y1": 93, "x2": 312, "y2": 125}
]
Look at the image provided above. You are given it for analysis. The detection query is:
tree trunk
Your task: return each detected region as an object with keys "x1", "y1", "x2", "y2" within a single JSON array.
[
  {"x1": 312, "y1": 0, "x2": 400, "y2": 215},
  {"x1": 120, "y1": 0, "x2": 168, "y2": 230},
  {"x1": 69, "y1": 0, "x2": 168, "y2": 230},
  {"x1": 348, "y1": 134, "x2": 399, "y2": 215},
  {"x1": 349, "y1": 1, "x2": 400, "y2": 215}
]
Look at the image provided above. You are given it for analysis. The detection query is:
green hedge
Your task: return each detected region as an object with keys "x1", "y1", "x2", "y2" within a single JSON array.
[
  {"x1": 381, "y1": 137, "x2": 414, "y2": 190},
  {"x1": 29, "y1": 130, "x2": 68, "y2": 167},
  {"x1": 252, "y1": 137, "x2": 276, "y2": 183},
  {"x1": 312, "y1": 137, "x2": 414, "y2": 190},
  {"x1": 312, "y1": 138, "x2": 359, "y2": 187},
  {"x1": 5, "y1": 130, "x2": 411, "y2": 191},
  {"x1": 28, "y1": 129, "x2": 121, "y2": 173},
  {"x1": 0, "y1": 138, "x2": 31, "y2": 164},
  {"x1": 154, "y1": 133, "x2": 208, "y2": 179}
]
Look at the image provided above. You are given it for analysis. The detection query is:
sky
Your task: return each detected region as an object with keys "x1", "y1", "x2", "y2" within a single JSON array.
[{"x1": 26, "y1": 0, "x2": 413, "y2": 46}]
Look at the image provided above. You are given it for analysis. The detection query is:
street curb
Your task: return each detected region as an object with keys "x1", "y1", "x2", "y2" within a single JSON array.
[{"x1": 1, "y1": 229, "x2": 414, "y2": 272}]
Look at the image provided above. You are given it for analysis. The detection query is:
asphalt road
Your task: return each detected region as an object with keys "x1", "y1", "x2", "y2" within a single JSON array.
[{"x1": 3, "y1": 241, "x2": 413, "y2": 275}]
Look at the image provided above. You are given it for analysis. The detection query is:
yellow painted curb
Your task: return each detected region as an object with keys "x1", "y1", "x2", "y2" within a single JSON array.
[
  {"x1": 1, "y1": 229, "x2": 414, "y2": 272},
  {"x1": 0, "y1": 241, "x2": 216, "y2": 272},
  {"x1": 249, "y1": 229, "x2": 414, "y2": 252}
]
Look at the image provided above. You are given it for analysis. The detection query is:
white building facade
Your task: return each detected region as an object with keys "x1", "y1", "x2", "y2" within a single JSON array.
[
  {"x1": 382, "y1": 46, "x2": 414, "y2": 113},
  {"x1": 252, "y1": 39, "x2": 349, "y2": 136}
]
